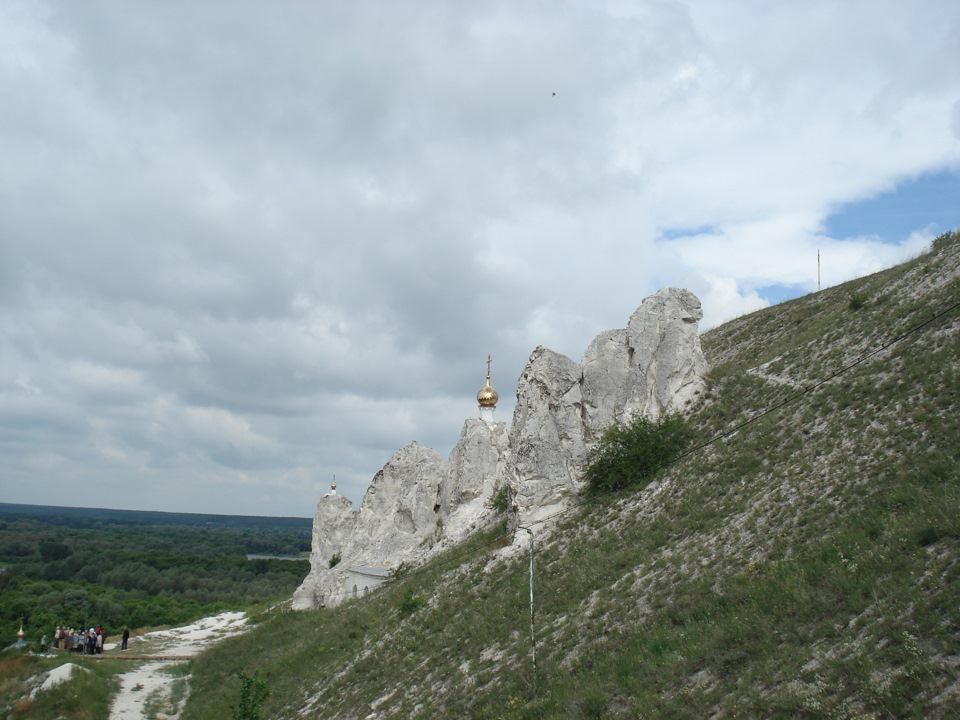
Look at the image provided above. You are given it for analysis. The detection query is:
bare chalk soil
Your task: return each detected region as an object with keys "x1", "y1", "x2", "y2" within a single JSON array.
[{"x1": 109, "y1": 611, "x2": 248, "y2": 720}]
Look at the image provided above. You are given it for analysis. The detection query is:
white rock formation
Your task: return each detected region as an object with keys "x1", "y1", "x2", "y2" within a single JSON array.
[
  {"x1": 292, "y1": 422, "x2": 511, "y2": 609},
  {"x1": 292, "y1": 288, "x2": 707, "y2": 609},
  {"x1": 508, "y1": 346, "x2": 586, "y2": 521},
  {"x1": 512, "y1": 287, "x2": 708, "y2": 517}
]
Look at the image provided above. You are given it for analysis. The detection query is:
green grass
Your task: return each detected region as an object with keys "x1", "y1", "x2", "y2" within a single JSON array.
[
  {"x1": 0, "y1": 654, "x2": 122, "y2": 720},
  {"x1": 174, "y1": 231, "x2": 960, "y2": 718}
]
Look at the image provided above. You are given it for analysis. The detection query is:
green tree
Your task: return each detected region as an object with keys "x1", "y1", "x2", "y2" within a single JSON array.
[{"x1": 39, "y1": 539, "x2": 71, "y2": 562}]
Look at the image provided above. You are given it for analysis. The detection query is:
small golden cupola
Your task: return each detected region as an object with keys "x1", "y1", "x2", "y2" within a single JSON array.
[{"x1": 477, "y1": 354, "x2": 498, "y2": 421}]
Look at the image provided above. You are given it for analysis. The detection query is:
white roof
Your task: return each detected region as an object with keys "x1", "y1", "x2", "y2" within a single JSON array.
[{"x1": 348, "y1": 566, "x2": 392, "y2": 578}]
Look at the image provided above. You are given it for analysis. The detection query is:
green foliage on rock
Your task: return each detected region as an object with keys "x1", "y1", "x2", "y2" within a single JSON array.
[
  {"x1": 582, "y1": 412, "x2": 693, "y2": 495},
  {"x1": 488, "y1": 484, "x2": 511, "y2": 513}
]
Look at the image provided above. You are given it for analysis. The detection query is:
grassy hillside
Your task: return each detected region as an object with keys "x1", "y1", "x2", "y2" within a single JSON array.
[{"x1": 184, "y1": 231, "x2": 959, "y2": 719}]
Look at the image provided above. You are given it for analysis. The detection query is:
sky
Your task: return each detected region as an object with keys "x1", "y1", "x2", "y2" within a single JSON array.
[{"x1": 2, "y1": 1, "x2": 958, "y2": 518}]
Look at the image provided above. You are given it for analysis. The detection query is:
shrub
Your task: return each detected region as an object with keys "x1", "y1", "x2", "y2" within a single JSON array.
[
  {"x1": 230, "y1": 670, "x2": 269, "y2": 720},
  {"x1": 488, "y1": 485, "x2": 510, "y2": 513},
  {"x1": 848, "y1": 292, "x2": 868, "y2": 311},
  {"x1": 328, "y1": 553, "x2": 341, "y2": 569},
  {"x1": 932, "y1": 229, "x2": 958, "y2": 252},
  {"x1": 582, "y1": 412, "x2": 693, "y2": 495},
  {"x1": 397, "y1": 587, "x2": 426, "y2": 616}
]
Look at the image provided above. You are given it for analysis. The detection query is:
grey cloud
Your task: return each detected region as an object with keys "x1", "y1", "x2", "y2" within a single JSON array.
[{"x1": 2, "y1": 0, "x2": 958, "y2": 515}]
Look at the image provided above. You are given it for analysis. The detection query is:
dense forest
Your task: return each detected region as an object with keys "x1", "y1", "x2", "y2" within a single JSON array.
[{"x1": 0, "y1": 505, "x2": 311, "y2": 646}]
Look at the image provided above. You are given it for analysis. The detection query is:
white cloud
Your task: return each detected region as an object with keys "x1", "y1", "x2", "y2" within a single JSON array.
[{"x1": 1, "y1": 0, "x2": 958, "y2": 515}]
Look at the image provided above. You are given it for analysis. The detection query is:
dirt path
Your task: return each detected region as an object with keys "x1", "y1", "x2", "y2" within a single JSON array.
[{"x1": 108, "y1": 611, "x2": 249, "y2": 720}]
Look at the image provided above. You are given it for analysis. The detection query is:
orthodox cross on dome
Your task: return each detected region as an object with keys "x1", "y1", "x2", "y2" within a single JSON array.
[
  {"x1": 477, "y1": 354, "x2": 499, "y2": 421},
  {"x1": 331, "y1": 475, "x2": 337, "y2": 495}
]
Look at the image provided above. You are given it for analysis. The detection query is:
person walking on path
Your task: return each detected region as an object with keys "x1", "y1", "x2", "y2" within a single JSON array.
[{"x1": 122, "y1": 627, "x2": 130, "y2": 650}]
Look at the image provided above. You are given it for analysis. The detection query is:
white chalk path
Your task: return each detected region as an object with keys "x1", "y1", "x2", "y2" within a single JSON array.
[{"x1": 109, "y1": 611, "x2": 249, "y2": 720}]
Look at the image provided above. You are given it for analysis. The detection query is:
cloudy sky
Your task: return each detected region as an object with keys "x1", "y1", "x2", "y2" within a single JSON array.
[{"x1": 2, "y1": 1, "x2": 958, "y2": 518}]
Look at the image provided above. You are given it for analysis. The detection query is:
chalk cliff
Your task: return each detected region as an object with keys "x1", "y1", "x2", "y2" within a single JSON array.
[{"x1": 292, "y1": 288, "x2": 708, "y2": 610}]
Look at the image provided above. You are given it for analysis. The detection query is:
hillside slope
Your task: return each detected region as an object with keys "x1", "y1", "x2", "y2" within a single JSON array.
[{"x1": 184, "y1": 231, "x2": 959, "y2": 719}]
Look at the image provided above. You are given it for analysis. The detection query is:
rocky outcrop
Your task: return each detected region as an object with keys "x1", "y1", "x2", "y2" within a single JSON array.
[
  {"x1": 511, "y1": 287, "x2": 708, "y2": 516},
  {"x1": 508, "y1": 347, "x2": 586, "y2": 520},
  {"x1": 292, "y1": 423, "x2": 511, "y2": 610},
  {"x1": 581, "y1": 287, "x2": 707, "y2": 434},
  {"x1": 358, "y1": 442, "x2": 446, "y2": 557},
  {"x1": 626, "y1": 288, "x2": 708, "y2": 416},
  {"x1": 292, "y1": 288, "x2": 708, "y2": 609},
  {"x1": 445, "y1": 418, "x2": 511, "y2": 509}
]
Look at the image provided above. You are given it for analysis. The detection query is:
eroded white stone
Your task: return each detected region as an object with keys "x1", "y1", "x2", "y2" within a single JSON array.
[{"x1": 293, "y1": 289, "x2": 708, "y2": 609}]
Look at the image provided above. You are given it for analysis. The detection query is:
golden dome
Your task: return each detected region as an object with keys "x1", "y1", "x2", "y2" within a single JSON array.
[
  {"x1": 477, "y1": 379, "x2": 499, "y2": 407},
  {"x1": 477, "y1": 354, "x2": 498, "y2": 408}
]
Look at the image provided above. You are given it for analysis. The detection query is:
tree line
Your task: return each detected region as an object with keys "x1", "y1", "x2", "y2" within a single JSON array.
[{"x1": 0, "y1": 513, "x2": 311, "y2": 646}]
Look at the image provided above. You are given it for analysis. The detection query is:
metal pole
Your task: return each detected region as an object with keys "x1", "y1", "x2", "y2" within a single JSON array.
[{"x1": 523, "y1": 527, "x2": 537, "y2": 701}]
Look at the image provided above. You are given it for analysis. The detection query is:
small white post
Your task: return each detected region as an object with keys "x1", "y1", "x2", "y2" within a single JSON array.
[{"x1": 521, "y1": 526, "x2": 537, "y2": 701}]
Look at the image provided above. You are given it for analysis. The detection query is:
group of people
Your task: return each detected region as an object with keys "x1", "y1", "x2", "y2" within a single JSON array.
[{"x1": 48, "y1": 625, "x2": 131, "y2": 654}]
